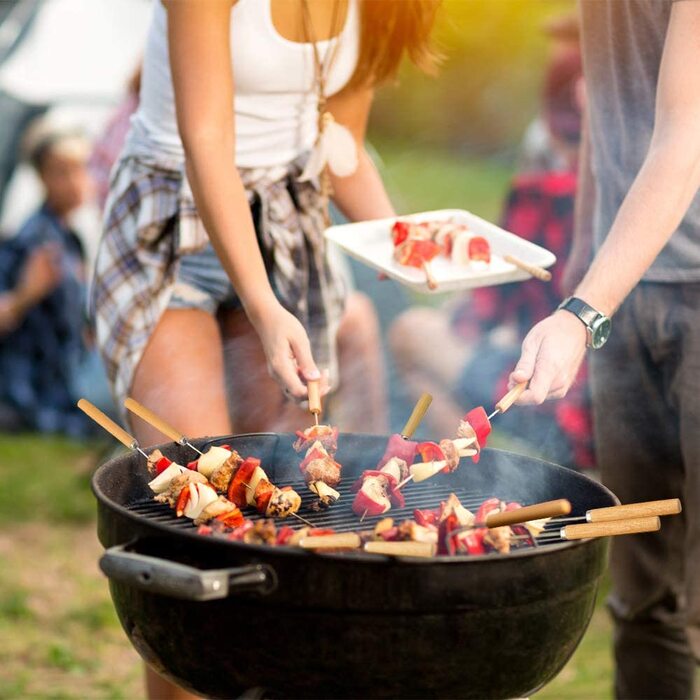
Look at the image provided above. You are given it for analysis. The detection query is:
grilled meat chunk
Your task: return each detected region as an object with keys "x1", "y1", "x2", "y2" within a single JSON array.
[
  {"x1": 155, "y1": 471, "x2": 207, "y2": 507},
  {"x1": 209, "y1": 451, "x2": 243, "y2": 493}
]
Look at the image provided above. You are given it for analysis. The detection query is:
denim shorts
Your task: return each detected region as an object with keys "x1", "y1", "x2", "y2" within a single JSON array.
[{"x1": 169, "y1": 243, "x2": 242, "y2": 314}]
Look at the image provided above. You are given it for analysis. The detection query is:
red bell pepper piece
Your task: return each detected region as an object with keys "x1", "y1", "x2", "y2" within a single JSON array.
[
  {"x1": 227, "y1": 457, "x2": 260, "y2": 508},
  {"x1": 175, "y1": 484, "x2": 191, "y2": 517},
  {"x1": 216, "y1": 506, "x2": 245, "y2": 528},
  {"x1": 468, "y1": 236, "x2": 490, "y2": 263},
  {"x1": 154, "y1": 456, "x2": 173, "y2": 475},
  {"x1": 308, "y1": 528, "x2": 336, "y2": 537},
  {"x1": 414, "y1": 507, "x2": 440, "y2": 527},
  {"x1": 476, "y1": 497, "x2": 502, "y2": 524},
  {"x1": 391, "y1": 220, "x2": 411, "y2": 246},
  {"x1": 458, "y1": 528, "x2": 486, "y2": 555},
  {"x1": 254, "y1": 479, "x2": 275, "y2": 514},
  {"x1": 186, "y1": 459, "x2": 199, "y2": 470},
  {"x1": 276, "y1": 526, "x2": 295, "y2": 546},
  {"x1": 438, "y1": 513, "x2": 460, "y2": 555},
  {"x1": 462, "y1": 406, "x2": 492, "y2": 462},
  {"x1": 416, "y1": 441, "x2": 446, "y2": 463}
]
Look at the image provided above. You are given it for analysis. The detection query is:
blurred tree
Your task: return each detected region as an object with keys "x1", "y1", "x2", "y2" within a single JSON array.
[{"x1": 370, "y1": 0, "x2": 573, "y2": 157}]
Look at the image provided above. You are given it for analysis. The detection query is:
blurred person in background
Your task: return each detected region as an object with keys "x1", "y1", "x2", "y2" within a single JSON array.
[
  {"x1": 510, "y1": 2, "x2": 700, "y2": 697},
  {"x1": 0, "y1": 120, "x2": 113, "y2": 436},
  {"x1": 388, "y1": 13, "x2": 592, "y2": 470},
  {"x1": 90, "y1": 2, "x2": 440, "y2": 697}
]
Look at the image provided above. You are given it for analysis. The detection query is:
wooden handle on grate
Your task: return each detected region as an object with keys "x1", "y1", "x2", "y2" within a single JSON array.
[
  {"x1": 562, "y1": 516, "x2": 660, "y2": 540},
  {"x1": 494, "y1": 382, "x2": 528, "y2": 414},
  {"x1": 77, "y1": 399, "x2": 136, "y2": 449},
  {"x1": 307, "y1": 379, "x2": 322, "y2": 418},
  {"x1": 401, "y1": 393, "x2": 433, "y2": 438},
  {"x1": 298, "y1": 533, "x2": 361, "y2": 550},
  {"x1": 364, "y1": 541, "x2": 436, "y2": 558},
  {"x1": 587, "y1": 499, "x2": 682, "y2": 523},
  {"x1": 124, "y1": 398, "x2": 183, "y2": 444},
  {"x1": 485, "y1": 499, "x2": 571, "y2": 528},
  {"x1": 504, "y1": 254, "x2": 552, "y2": 282}
]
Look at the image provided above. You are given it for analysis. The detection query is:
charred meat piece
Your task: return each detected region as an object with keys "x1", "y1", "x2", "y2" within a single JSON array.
[{"x1": 209, "y1": 451, "x2": 243, "y2": 493}]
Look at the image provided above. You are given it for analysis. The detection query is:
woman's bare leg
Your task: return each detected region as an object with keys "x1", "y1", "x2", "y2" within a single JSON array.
[
  {"x1": 330, "y1": 292, "x2": 388, "y2": 433},
  {"x1": 130, "y1": 308, "x2": 232, "y2": 700}
]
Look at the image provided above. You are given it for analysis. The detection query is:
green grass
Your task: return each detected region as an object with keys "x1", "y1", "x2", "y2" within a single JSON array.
[
  {"x1": 0, "y1": 434, "x2": 109, "y2": 525},
  {"x1": 372, "y1": 137, "x2": 513, "y2": 223}
]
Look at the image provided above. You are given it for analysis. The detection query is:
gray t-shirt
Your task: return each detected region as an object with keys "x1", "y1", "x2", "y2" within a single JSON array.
[{"x1": 580, "y1": 0, "x2": 700, "y2": 282}]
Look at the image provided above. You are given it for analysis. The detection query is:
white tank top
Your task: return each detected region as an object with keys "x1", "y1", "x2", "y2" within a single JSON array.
[{"x1": 131, "y1": 0, "x2": 360, "y2": 168}]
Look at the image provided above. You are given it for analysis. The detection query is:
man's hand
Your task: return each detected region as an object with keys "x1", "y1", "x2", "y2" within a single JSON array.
[{"x1": 509, "y1": 310, "x2": 587, "y2": 405}]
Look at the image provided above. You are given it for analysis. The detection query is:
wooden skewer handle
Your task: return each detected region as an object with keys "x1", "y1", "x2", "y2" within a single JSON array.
[
  {"x1": 307, "y1": 379, "x2": 322, "y2": 417},
  {"x1": 504, "y1": 254, "x2": 552, "y2": 282},
  {"x1": 485, "y1": 499, "x2": 571, "y2": 528},
  {"x1": 124, "y1": 398, "x2": 184, "y2": 444},
  {"x1": 588, "y1": 499, "x2": 682, "y2": 523},
  {"x1": 299, "y1": 533, "x2": 361, "y2": 550},
  {"x1": 494, "y1": 382, "x2": 528, "y2": 414},
  {"x1": 423, "y1": 261, "x2": 438, "y2": 290},
  {"x1": 364, "y1": 541, "x2": 436, "y2": 558},
  {"x1": 401, "y1": 393, "x2": 433, "y2": 438},
  {"x1": 563, "y1": 516, "x2": 660, "y2": 540},
  {"x1": 77, "y1": 399, "x2": 136, "y2": 449}
]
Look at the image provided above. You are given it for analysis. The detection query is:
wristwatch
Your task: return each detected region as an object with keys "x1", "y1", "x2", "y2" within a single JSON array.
[{"x1": 557, "y1": 296, "x2": 612, "y2": 350}]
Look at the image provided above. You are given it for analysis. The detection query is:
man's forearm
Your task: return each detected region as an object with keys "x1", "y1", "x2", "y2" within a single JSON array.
[
  {"x1": 575, "y1": 136, "x2": 700, "y2": 315},
  {"x1": 571, "y1": 112, "x2": 595, "y2": 262}
]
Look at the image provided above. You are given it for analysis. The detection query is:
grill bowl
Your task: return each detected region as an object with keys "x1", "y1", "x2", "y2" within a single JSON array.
[{"x1": 93, "y1": 432, "x2": 615, "y2": 699}]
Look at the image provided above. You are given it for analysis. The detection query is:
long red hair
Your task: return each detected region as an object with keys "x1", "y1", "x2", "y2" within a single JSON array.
[{"x1": 349, "y1": 0, "x2": 442, "y2": 88}]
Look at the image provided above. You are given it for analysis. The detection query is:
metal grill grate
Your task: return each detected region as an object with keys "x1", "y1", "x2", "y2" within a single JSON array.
[{"x1": 129, "y1": 476, "x2": 564, "y2": 548}]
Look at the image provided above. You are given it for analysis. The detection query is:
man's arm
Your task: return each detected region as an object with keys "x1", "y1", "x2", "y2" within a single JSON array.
[
  {"x1": 511, "y1": 1, "x2": 700, "y2": 404},
  {"x1": 561, "y1": 107, "x2": 595, "y2": 295}
]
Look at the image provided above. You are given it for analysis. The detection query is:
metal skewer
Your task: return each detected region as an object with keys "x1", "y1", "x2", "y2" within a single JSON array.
[
  {"x1": 124, "y1": 398, "x2": 203, "y2": 455},
  {"x1": 77, "y1": 399, "x2": 149, "y2": 460},
  {"x1": 547, "y1": 498, "x2": 682, "y2": 525}
]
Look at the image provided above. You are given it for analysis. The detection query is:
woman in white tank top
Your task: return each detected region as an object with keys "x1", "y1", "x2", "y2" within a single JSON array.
[{"x1": 93, "y1": 9, "x2": 439, "y2": 691}]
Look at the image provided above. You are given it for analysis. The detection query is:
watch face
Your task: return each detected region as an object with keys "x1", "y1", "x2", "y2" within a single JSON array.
[{"x1": 591, "y1": 317, "x2": 612, "y2": 349}]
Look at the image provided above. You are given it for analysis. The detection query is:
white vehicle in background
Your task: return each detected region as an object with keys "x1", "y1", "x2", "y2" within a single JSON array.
[{"x1": 0, "y1": 0, "x2": 150, "y2": 252}]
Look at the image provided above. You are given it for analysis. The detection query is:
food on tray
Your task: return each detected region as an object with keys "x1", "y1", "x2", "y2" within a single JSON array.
[
  {"x1": 294, "y1": 425, "x2": 342, "y2": 510},
  {"x1": 391, "y1": 219, "x2": 492, "y2": 290}
]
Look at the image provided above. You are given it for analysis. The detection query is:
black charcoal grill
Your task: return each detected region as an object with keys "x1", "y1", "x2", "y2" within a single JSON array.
[{"x1": 93, "y1": 432, "x2": 616, "y2": 699}]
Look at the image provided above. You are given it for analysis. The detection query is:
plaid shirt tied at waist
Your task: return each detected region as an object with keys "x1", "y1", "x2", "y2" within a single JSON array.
[{"x1": 91, "y1": 152, "x2": 346, "y2": 415}]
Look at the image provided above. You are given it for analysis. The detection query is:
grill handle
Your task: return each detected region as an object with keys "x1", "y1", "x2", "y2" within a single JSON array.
[{"x1": 99, "y1": 545, "x2": 277, "y2": 601}]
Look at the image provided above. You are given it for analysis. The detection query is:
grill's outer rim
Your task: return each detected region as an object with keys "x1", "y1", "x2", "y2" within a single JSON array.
[{"x1": 91, "y1": 431, "x2": 618, "y2": 565}]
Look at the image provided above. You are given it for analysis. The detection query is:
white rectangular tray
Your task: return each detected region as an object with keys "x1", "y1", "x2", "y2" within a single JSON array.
[{"x1": 325, "y1": 209, "x2": 556, "y2": 294}]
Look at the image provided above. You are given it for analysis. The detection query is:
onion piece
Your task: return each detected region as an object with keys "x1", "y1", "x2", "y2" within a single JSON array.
[
  {"x1": 148, "y1": 463, "x2": 187, "y2": 494},
  {"x1": 196, "y1": 446, "x2": 232, "y2": 478},
  {"x1": 184, "y1": 483, "x2": 218, "y2": 520}
]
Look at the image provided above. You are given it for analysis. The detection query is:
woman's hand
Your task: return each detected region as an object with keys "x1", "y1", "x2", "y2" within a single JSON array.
[
  {"x1": 250, "y1": 302, "x2": 323, "y2": 401},
  {"x1": 508, "y1": 310, "x2": 587, "y2": 405}
]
